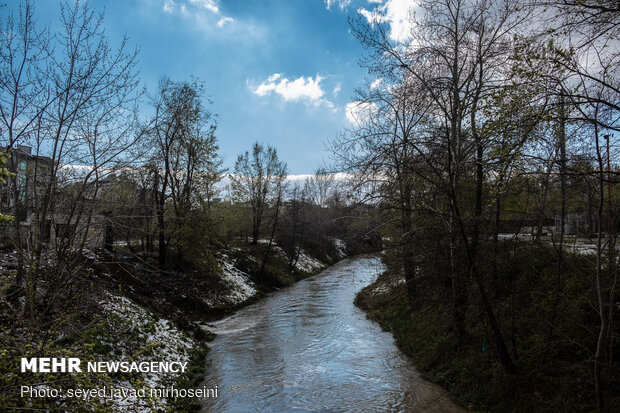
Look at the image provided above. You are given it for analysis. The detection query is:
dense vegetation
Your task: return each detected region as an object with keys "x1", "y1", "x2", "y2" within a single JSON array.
[
  {"x1": 357, "y1": 244, "x2": 619, "y2": 411},
  {"x1": 342, "y1": 0, "x2": 620, "y2": 411}
]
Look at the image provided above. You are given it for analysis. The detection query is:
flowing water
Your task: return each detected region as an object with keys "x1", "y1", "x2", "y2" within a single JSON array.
[{"x1": 201, "y1": 255, "x2": 464, "y2": 412}]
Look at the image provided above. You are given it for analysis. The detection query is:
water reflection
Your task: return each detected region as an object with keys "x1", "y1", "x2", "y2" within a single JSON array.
[{"x1": 201, "y1": 256, "x2": 464, "y2": 412}]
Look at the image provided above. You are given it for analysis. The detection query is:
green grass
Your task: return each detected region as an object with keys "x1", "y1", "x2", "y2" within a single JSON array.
[{"x1": 168, "y1": 344, "x2": 210, "y2": 412}]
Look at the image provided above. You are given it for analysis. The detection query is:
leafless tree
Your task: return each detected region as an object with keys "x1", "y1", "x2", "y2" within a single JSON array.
[
  {"x1": 348, "y1": 0, "x2": 532, "y2": 374},
  {"x1": 0, "y1": 0, "x2": 141, "y2": 323},
  {"x1": 230, "y1": 142, "x2": 287, "y2": 246}
]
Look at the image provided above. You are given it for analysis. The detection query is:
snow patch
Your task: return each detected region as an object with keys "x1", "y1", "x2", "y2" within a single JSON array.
[
  {"x1": 372, "y1": 276, "x2": 406, "y2": 294},
  {"x1": 218, "y1": 254, "x2": 257, "y2": 305},
  {"x1": 330, "y1": 237, "x2": 346, "y2": 258},
  {"x1": 98, "y1": 293, "x2": 194, "y2": 411},
  {"x1": 266, "y1": 243, "x2": 326, "y2": 274},
  {"x1": 293, "y1": 249, "x2": 325, "y2": 273}
]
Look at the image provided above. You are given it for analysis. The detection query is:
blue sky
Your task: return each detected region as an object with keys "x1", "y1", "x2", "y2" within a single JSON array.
[{"x1": 3, "y1": 0, "x2": 414, "y2": 174}]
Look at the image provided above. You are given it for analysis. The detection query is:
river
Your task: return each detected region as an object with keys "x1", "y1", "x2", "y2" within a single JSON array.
[{"x1": 201, "y1": 255, "x2": 464, "y2": 412}]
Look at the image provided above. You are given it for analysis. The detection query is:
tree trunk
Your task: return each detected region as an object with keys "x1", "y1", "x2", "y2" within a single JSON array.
[
  {"x1": 545, "y1": 94, "x2": 567, "y2": 360},
  {"x1": 401, "y1": 204, "x2": 416, "y2": 302},
  {"x1": 594, "y1": 117, "x2": 608, "y2": 412},
  {"x1": 260, "y1": 194, "x2": 282, "y2": 276}
]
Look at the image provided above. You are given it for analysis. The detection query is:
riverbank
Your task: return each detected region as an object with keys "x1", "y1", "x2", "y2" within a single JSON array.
[
  {"x1": 355, "y1": 244, "x2": 620, "y2": 412},
  {"x1": 104, "y1": 240, "x2": 345, "y2": 412},
  {"x1": 0, "y1": 239, "x2": 348, "y2": 412}
]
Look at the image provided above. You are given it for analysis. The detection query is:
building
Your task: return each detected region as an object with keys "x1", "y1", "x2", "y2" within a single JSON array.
[
  {"x1": 0, "y1": 145, "x2": 53, "y2": 231},
  {"x1": 0, "y1": 145, "x2": 106, "y2": 248}
]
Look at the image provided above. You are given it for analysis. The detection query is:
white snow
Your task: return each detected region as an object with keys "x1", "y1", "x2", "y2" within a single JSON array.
[
  {"x1": 259, "y1": 243, "x2": 325, "y2": 274},
  {"x1": 571, "y1": 243, "x2": 598, "y2": 256},
  {"x1": 211, "y1": 245, "x2": 327, "y2": 307},
  {"x1": 218, "y1": 254, "x2": 257, "y2": 305},
  {"x1": 98, "y1": 293, "x2": 194, "y2": 412},
  {"x1": 372, "y1": 275, "x2": 406, "y2": 294},
  {"x1": 292, "y1": 249, "x2": 325, "y2": 273},
  {"x1": 330, "y1": 237, "x2": 346, "y2": 258},
  {"x1": 497, "y1": 233, "x2": 532, "y2": 240}
]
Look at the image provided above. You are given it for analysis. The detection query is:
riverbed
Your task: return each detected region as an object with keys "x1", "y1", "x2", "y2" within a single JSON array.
[{"x1": 201, "y1": 255, "x2": 464, "y2": 412}]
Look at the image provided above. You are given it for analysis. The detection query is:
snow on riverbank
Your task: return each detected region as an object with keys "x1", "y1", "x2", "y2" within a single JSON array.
[
  {"x1": 292, "y1": 249, "x2": 325, "y2": 273},
  {"x1": 330, "y1": 237, "x2": 347, "y2": 258},
  {"x1": 371, "y1": 274, "x2": 405, "y2": 294},
  {"x1": 218, "y1": 254, "x2": 257, "y2": 305},
  {"x1": 250, "y1": 240, "x2": 327, "y2": 273},
  {"x1": 212, "y1": 242, "x2": 338, "y2": 308},
  {"x1": 98, "y1": 293, "x2": 195, "y2": 411}
]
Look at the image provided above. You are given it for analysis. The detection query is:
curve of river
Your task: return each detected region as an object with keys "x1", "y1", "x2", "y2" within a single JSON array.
[{"x1": 201, "y1": 255, "x2": 464, "y2": 412}]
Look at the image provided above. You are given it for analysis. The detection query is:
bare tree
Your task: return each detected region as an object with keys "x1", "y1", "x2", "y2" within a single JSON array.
[
  {"x1": 348, "y1": 0, "x2": 533, "y2": 374},
  {"x1": 230, "y1": 142, "x2": 287, "y2": 245},
  {"x1": 0, "y1": 0, "x2": 142, "y2": 324},
  {"x1": 331, "y1": 73, "x2": 432, "y2": 303}
]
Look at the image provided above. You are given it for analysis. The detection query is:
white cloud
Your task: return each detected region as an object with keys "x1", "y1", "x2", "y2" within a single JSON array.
[
  {"x1": 332, "y1": 83, "x2": 342, "y2": 95},
  {"x1": 162, "y1": 0, "x2": 234, "y2": 29},
  {"x1": 325, "y1": 0, "x2": 352, "y2": 10},
  {"x1": 358, "y1": 0, "x2": 419, "y2": 42},
  {"x1": 217, "y1": 16, "x2": 234, "y2": 27},
  {"x1": 358, "y1": 8, "x2": 376, "y2": 23},
  {"x1": 254, "y1": 74, "x2": 327, "y2": 103},
  {"x1": 163, "y1": 0, "x2": 178, "y2": 14},
  {"x1": 346, "y1": 100, "x2": 377, "y2": 125},
  {"x1": 370, "y1": 78, "x2": 382, "y2": 90},
  {"x1": 189, "y1": 0, "x2": 219, "y2": 13}
]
